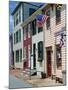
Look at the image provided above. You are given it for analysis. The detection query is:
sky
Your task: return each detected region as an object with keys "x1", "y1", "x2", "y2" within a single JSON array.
[
  {"x1": 9, "y1": 1, "x2": 44, "y2": 33},
  {"x1": 9, "y1": 1, "x2": 17, "y2": 33}
]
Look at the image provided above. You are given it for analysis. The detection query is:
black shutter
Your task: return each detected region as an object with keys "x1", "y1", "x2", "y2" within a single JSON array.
[
  {"x1": 32, "y1": 20, "x2": 36, "y2": 35},
  {"x1": 38, "y1": 41, "x2": 43, "y2": 62}
]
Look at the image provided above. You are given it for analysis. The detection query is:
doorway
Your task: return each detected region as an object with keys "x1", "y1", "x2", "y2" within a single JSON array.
[{"x1": 46, "y1": 47, "x2": 52, "y2": 77}]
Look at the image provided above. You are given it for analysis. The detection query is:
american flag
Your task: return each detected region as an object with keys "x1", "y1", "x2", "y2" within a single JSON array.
[{"x1": 36, "y1": 14, "x2": 49, "y2": 27}]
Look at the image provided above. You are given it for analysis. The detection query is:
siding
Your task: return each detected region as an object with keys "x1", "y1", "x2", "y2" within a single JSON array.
[{"x1": 12, "y1": 3, "x2": 38, "y2": 69}]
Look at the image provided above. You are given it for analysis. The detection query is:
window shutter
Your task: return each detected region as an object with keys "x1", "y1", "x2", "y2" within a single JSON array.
[{"x1": 38, "y1": 41, "x2": 43, "y2": 62}]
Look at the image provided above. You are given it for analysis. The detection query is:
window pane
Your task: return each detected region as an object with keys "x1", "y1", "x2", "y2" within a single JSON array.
[
  {"x1": 38, "y1": 41, "x2": 43, "y2": 61},
  {"x1": 24, "y1": 47, "x2": 26, "y2": 59},
  {"x1": 16, "y1": 31, "x2": 18, "y2": 43},
  {"x1": 14, "y1": 16, "x2": 15, "y2": 27},
  {"x1": 14, "y1": 33, "x2": 15, "y2": 44},
  {"x1": 18, "y1": 29, "x2": 21, "y2": 42},
  {"x1": 38, "y1": 27, "x2": 43, "y2": 33},
  {"x1": 56, "y1": 45, "x2": 62, "y2": 69},
  {"x1": 23, "y1": 27, "x2": 26, "y2": 40},
  {"x1": 32, "y1": 20, "x2": 36, "y2": 35},
  {"x1": 29, "y1": 8, "x2": 36, "y2": 16},
  {"x1": 56, "y1": 6, "x2": 61, "y2": 24},
  {"x1": 28, "y1": 24, "x2": 31, "y2": 38},
  {"x1": 46, "y1": 10, "x2": 50, "y2": 29},
  {"x1": 19, "y1": 10, "x2": 21, "y2": 22},
  {"x1": 16, "y1": 13, "x2": 18, "y2": 25},
  {"x1": 16, "y1": 50, "x2": 19, "y2": 62},
  {"x1": 20, "y1": 49, "x2": 22, "y2": 62}
]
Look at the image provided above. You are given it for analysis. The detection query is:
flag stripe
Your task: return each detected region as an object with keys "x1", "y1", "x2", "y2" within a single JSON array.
[{"x1": 36, "y1": 14, "x2": 49, "y2": 27}]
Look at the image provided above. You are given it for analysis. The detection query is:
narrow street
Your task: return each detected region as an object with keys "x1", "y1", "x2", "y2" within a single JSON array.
[{"x1": 9, "y1": 74, "x2": 33, "y2": 89}]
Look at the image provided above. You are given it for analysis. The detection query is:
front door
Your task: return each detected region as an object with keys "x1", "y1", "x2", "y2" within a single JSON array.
[{"x1": 46, "y1": 47, "x2": 52, "y2": 77}]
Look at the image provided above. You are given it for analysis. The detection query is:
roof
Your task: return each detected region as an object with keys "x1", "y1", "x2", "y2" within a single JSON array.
[
  {"x1": 21, "y1": 3, "x2": 48, "y2": 27},
  {"x1": 11, "y1": 2, "x2": 40, "y2": 15}
]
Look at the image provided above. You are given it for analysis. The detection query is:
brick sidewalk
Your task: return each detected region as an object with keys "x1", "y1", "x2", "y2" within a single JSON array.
[
  {"x1": 9, "y1": 68, "x2": 23, "y2": 78},
  {"x1": 9, "y1": 69, "x2": 63, "y2": 87}
]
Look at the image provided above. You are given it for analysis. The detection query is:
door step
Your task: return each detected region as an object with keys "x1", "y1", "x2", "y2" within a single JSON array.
[{"x1": 22, "y1": 69, "x2": 37, "y2": 76}]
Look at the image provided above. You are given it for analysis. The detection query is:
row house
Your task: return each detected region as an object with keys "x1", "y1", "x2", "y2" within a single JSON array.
[
  {"x1": 21, "y1": 3, "x2": 66, "y2": 84},
  {"x1": 22, "y1": 4, "x2": 47, "y2": 77},
  {"x1": 23, "y1": 23, "x2": 32, "y2": 70},
  {"x1": 42, "y1": 4, "x2": 66, "y2": 83},
  {"x1": 12, "y1": 2, "x2": 39, "y2": 69},
  {"x1": 23, "y1": 18, "x2": 44, "y2": 76}
]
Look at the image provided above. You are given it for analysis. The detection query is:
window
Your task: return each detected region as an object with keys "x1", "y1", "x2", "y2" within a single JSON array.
[
  {"x1": 56, "y1": 6, "x2": 61, "y2": 24},
  {"x1": 18, "y1": 29, "x2": 21, "y2": 42},
  {"x1": 16, "y1": 31, "x2": 18, "y2": 43},
  {"x1": 26, "y1": 25, "x2": 28, "y2": 36},
  {"x1": 28, "y1": 23, "x2": 31, "y2": 38},
  {"x1": 14, "y1": 29, "x2": 21, "y2": 44},
  {"x1": 46, "y1": 10, "x2": 50, "y2": 29},
  {"x1": 38, "y1": 27, "x2": 43, "y2": 33},
  {"x1": 23, "y1": 47, "x2": 26, "y2": 59},
  {"x1": 14, "y1": 16, "x2": 15, "y2": 27},
  {"x1": 19, "y1": 10, "x2": 21, "y2": 22},
  {"x1": 32, "y1": 20, "x2": 36, "y2": 35},
  {"x1": 29, "y1": 8, "x2": 36, "y2": 16},
  {"x1": 14, "y1": 33, "x2": 15, "y2": 44},
  {"x1": 33, "y1": 44, "x2": 36, "y2": 57},
  {"x1": 16, "y1": 13, "x2": 18, "y2": 25},
  {"x1": 56, "y1": 45, "x2": 62, "y2": 69},
  {"x1": 38, "y1": 41, "x2": 43, "y2": 62},
  {"x1": 20, "y1": 49, "x2": 22, "y2": 62},
  {"x1": 16, "y1": 50, "x2": 19, "y2": 62},
  {"x1": 23, "y1": 27, "x2": 26, "y2": 40},
  {"x1": 42, "y1": 9, "x2": 45, "y2": 14}
]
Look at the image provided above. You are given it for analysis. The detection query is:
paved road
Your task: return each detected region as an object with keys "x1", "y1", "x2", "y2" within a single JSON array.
[{"x1": 9, "y1": 75, "x2": 33, "y2": 89}]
